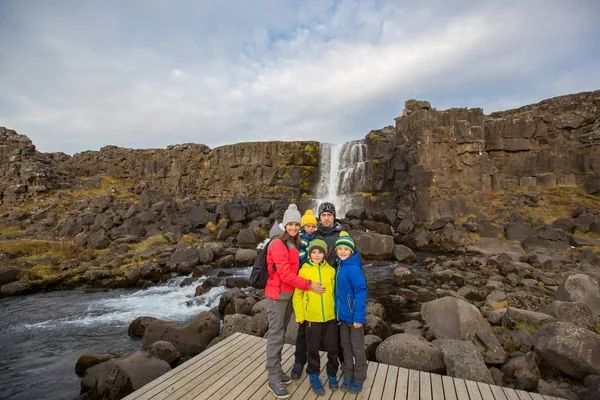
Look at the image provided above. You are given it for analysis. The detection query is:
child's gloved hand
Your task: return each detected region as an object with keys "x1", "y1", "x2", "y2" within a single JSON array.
[{"x1": 353, "y1": 322, "x2": 362, "y2": 328}]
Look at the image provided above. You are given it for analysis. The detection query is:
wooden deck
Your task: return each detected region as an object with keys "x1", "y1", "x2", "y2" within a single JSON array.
[{"x1": 123, "y1": 332, "x2": 564, "y2": 400}]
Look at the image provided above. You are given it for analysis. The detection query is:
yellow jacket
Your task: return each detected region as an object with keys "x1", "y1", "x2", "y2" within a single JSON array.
[{"x1": 293, "y1": 260, "x2": 336, "y2": 323}]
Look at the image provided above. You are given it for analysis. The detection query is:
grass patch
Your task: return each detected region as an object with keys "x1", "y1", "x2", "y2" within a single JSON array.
[
  {"x1": 503, "y1": 336, "x2": 521, "y2": 353},
  {"x1": 0, "y1": 239, "x2": 95, "y2": 261},
  {"x1": 132, "y1": 235, "x2": 168, "y2": 252},
  {"x1": 490, "y1": 300, "x2": 508, "y2": 310},
  {"x1": 0, "y1": 224, "x2": 28, "y2": 235},
  {"x1": 596, "y1": 322, "x2": 600, "y2": 335}
]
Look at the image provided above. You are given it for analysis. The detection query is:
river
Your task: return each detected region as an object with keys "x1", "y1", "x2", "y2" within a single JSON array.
[{"x1": 0, "y1": 262, "x2": 418, "y2": 399}]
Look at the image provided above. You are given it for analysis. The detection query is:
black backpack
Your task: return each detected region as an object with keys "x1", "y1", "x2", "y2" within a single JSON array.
[{"x1": 249, "y1": 239, "x2": 276, "y2": 289}]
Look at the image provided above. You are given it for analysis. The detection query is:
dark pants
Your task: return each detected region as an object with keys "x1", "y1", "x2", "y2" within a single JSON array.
[
  {"x1": 306, "y1": 320, "x2": 339, "y2": 377},
  {"x1": 295, "y1": 321, "x2": 344, "y2": 366},
  {"x1": 339, "y1": 321, "x2": 367, "y2": 384}
]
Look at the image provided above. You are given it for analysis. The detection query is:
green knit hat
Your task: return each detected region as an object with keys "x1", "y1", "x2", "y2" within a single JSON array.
[
  {"x1": 335, "y1": 231, "x2": 355, "y2": 254},
  {"x1": 307, "y1": 239, "x2": 328, "y2": 258}
]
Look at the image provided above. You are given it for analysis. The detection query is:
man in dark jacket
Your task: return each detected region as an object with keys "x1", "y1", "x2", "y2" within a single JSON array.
[{"x1": 291, "y1": 201, "x2": 345, "y2": 380}]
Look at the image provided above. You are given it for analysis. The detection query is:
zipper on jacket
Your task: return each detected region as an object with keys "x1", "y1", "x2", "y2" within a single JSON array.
[
  {"x1": 318, "y1": 264, "x2": 325, "y2": 322},
  {"x1": 347, "y1": 294, "x2": 354, "y2": 314}
]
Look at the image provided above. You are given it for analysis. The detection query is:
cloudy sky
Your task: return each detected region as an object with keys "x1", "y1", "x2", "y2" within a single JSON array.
[{"x1": 1, "y1": 0, "x2": 599, "y2": 155}]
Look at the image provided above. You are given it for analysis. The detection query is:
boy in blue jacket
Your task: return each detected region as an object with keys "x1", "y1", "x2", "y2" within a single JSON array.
[
  {"x1": 334, "y1": 232, "x2": 367, "y2": 394},
  {"x1": 298, "y1": 210, "x2": 317, "y2": 265}
]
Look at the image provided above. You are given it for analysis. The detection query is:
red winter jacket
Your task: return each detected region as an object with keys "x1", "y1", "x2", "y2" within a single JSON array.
[{"x1": 265, "y1": 239, "x2": 311, "y2": 300}]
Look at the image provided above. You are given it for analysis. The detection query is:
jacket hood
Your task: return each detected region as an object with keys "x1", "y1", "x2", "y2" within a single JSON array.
[{"x1": 269, "y1": 220, "x2": 284, "y2": 238}]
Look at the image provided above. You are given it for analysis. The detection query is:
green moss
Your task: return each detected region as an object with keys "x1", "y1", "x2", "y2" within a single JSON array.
[
  {"x1": 595, "y1": 322, "x2": 600, "y2": 334},
  {"x1": 132, "y1": 235, "x2": 167, "y2": 252},
  {"x1": 515, "y1": 321, "x2": 537, "y2": 335},
  {"x1": 503, "y1": 336, "x2": 521, "y2": 352}
]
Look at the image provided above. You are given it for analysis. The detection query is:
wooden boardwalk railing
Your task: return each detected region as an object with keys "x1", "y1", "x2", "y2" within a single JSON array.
[{"x1": 123, "y1": 332, "x2": 564, "y2": 400}]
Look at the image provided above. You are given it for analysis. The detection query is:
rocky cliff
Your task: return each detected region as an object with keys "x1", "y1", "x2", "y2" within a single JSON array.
[
  {"x1": 0, "y1": 127, "x2": 73, "y2": 206},
  {"x1": 355, "y1": 90, "x2": 600, "y2": 221}
]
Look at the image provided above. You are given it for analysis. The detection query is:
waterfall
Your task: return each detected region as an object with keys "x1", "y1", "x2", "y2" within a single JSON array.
[{"x1": 315, "y1": 140, "x2": 368, "y2": 218}]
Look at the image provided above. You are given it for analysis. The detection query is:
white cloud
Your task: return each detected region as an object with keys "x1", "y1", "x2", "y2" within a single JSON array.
[{"x1": 0, "y1": 0, "x2": 599, "y2": 154}]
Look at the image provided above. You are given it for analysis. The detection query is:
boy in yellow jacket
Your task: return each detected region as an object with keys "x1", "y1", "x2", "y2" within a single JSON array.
[{"x1": 293, "y1": 239, "x2": 339, "y2": 396}]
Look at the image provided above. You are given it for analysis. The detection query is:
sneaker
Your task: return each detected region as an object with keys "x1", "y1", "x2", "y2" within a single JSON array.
[
  {"x1": 267, "y1": 382, "x2": 290, "y2": 399},
  {"x1": 291, "y1": 363, "x2": 303, "y2": 380},
  {"x1": 309, "y1": 373, "x2": 325, "y2": 396},
  {"x1": 282, "y1": 374, "x2": 292, "y2": 385},
  {"x1": 350, "y1": 381, "x2": 364, "y2": 394},
  {"x1": 328, "y1": 375, "x2": 338, "y2": 391},
  {"x1": 340, "y1": 378, "x2": 353, "y2": 392}
]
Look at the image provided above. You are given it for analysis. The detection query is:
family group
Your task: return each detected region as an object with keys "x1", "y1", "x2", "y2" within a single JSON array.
[{"x1": 263, "y1": 202, "x2": 368, "y2": 399}]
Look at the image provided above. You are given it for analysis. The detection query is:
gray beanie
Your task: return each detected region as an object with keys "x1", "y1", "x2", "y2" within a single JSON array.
[{"x1": 282, "y1": 204, "x2": 302, "y2": 227}]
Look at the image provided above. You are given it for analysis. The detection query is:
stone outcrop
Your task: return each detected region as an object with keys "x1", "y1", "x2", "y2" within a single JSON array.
[{"x1": 0, "y1": 127, "x2": 73, "y2": 206}]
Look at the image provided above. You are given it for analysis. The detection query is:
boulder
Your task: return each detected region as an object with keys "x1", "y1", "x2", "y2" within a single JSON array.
[
  {"x1": 366, "y1": 301, "x2": 386, "y2": 319},
  {"x1": 534, "y1": 321, "x2": 600, "y2": 380},
  {"x1": 147, "y1": 341, "x2": 182, "y2": 364},
  {"x1": 0, "y1": 267, "x2": 18, "y2": 286},
  {"x1": 80, "y1": 351, "x2": 171, "y2": 400},
  {"x1": 234, "y1": 249, "x2": 258, "y2": 266},
  {"x1": 365, "y1": 315, "x2": 391, "y2": 339},
  {"x1": 364, "y1": 335, "x2": 382, "y2": 361},
  {"x1": 434, "y1": 339, "x2": 494, "y2": 384},
  {"x1": 141, "y1": 311, "x2": 220, "y2": 355},
  {"x1": 218, "y1": 288, "x2": 247, "y2": 315},
  {"x1": 1, "y1": 281, "x2": 31, "y2": 296},
  {"x1": 421, "y1": 297, "x2": 507, "y2": 364},
  {"x1": 539, "y1": 301, "x2": 598, "y2": 331},
  {"x1": 375, "y1": 334, "x2": 445, "y2": 374},
  {"x1": 555, "y1": 274, "x2": 600, "y2": 316},
  {"x1": 222, "y1": 313, "x2": 268, "y2": 338},
  {"x1": 363, "y1": 220, "x2": 392, "y2": 235},
  {"x1": 393, "y1": 266, "x2": 413, "y2": 285},
  {"x1": 350, "y1": 230, "x2": 394, "y2": 260},
  {"x1": 236, "y1": 229, "x2": 256, "y2": 247},
  {"x1": 128, "y1": 316, "x2": 158, "y2": 337},
  {"x1": 502, "y1": 307, "x2": 555, "y2": 330},
  {"x1": 501, "y1": 352, "x2": 540, "y2": 392},
  {"x1": 75, "y1": 352, "x2": 119, "y2": 376},
  {"x1": 167, "y1": 247, "x2": 200, "y2": 269},
  {"x1": 393, "y1": 245, "x2": 417, "y2": 263}
]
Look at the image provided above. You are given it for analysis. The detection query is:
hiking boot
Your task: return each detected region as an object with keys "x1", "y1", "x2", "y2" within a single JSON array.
[
  {"x1": 282, "y1": 374, "x2": 292, "y2": 385},
  {"x1": 340, "y1": 378, "x2": 353, "y2": 392},
  {"x1": 291, "y1": 363, "x2": 303, "y2": 380},
  {"x1": 350, "y1": 381, "x2": 364, "y2": 394},
  {"x1": 328, "y1": 375, "x2": 338, "y2": 391},
  {"x1": 309, "y1": 373, "x2": 325, "y2": 396},
  {"x1": 267, "y1": 382, "x2": 290, "y2": 399}
]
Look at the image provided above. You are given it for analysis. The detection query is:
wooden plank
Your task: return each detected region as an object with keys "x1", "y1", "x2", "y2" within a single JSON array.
[
  {"x1": 407, "y1": 369, "x2": 419, "y2": 400},
  {"x1": 476, "y1": 382, "x2": 495, "y2": 400},
  {"x1": 502, "y1": 387, "x2": 521, "y2": 400},
  {"x1": 453, "y1": 378, "x2": 470, "y2": 400},
  {"x1": 419, "y1": 371, "x2": 432, "y2": 400},
  {"x1": 219, "y1": 344, "x2": 291, "y2": 400},
  {"x1": 488, "y1": 385, "x2": 508, "y2": 400},
  {"x1": 228, "y1": 343, "x2": 294, "y2": 399},
  {"x1": 382, "y1": 365, "x2": 398, "y2": 399},
  {"x1": 441, "y1": 375, "x2": 458, "y2": 400},
  {"x1": 465, "y1": 380, "x2": 483, "y2": 400},
  {"x1": 123, "y1": 332, "x2": 246, "y2": 400},
  {"x1": 127, "y1": 333, "x2": 250, "y2": 400},
  {"x1": 395, "y1": 368, "x2": 409, "y2": 400},
  {"x1": 430, "y1": 373, "x2": 444, "y2": 400},
  {"x1": 185, "y1": 337, "x2": 268, "y2": 399},
  {"x1": 528, "y1": 393, "x2": 545, "y2": 400},
  {"x1": 368, "y1": 363, "x2": 388, "y2": 400},
  {"x1": 515, "y1": 390, "x2": 533, "y2": 400},
  {"x1": 166, "y1": 335, "x2": 265, "y2": 399}
]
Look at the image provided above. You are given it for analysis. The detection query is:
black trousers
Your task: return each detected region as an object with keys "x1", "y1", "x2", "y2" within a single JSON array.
[
  {"x1": 295, "y1": 321, "x2": 344, "y2": 367},
  {"x1": 306, "y1": 320, "x2": 339, "y2": 376}
]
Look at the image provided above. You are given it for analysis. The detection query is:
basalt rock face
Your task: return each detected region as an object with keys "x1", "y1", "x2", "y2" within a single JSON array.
[
  {"x1": 0, "y1": 127, "x2": 73, "y2": 206},
  {"x1": 352, "y1": 90, "x2": 600, "y2": 221},
  {"x1": 60, "y1": 141, "x2": 320, "y2": 202}
]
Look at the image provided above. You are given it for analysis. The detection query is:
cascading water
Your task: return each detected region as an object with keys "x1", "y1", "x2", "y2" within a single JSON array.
[{"x1": 315, "y1": 140, "x2": 368, "y2": 217}]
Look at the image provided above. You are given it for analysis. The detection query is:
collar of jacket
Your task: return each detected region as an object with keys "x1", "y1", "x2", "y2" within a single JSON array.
[{"x1": 338, "y1": 251, "x2": 361, "y2": 268}]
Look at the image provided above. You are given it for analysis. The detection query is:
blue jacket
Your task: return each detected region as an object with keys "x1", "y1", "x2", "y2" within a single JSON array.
[
  {"x1": 298, "y1": 229, "x2": 317, "y2": 265},
  {"x1": 334, "y1": 251, "x2": 367, "y2": 324}
]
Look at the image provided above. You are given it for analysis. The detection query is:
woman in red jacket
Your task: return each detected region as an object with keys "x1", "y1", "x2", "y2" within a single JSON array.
[{"x1": 265, "y1": 204, "x2": 325, "y2": 399}]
